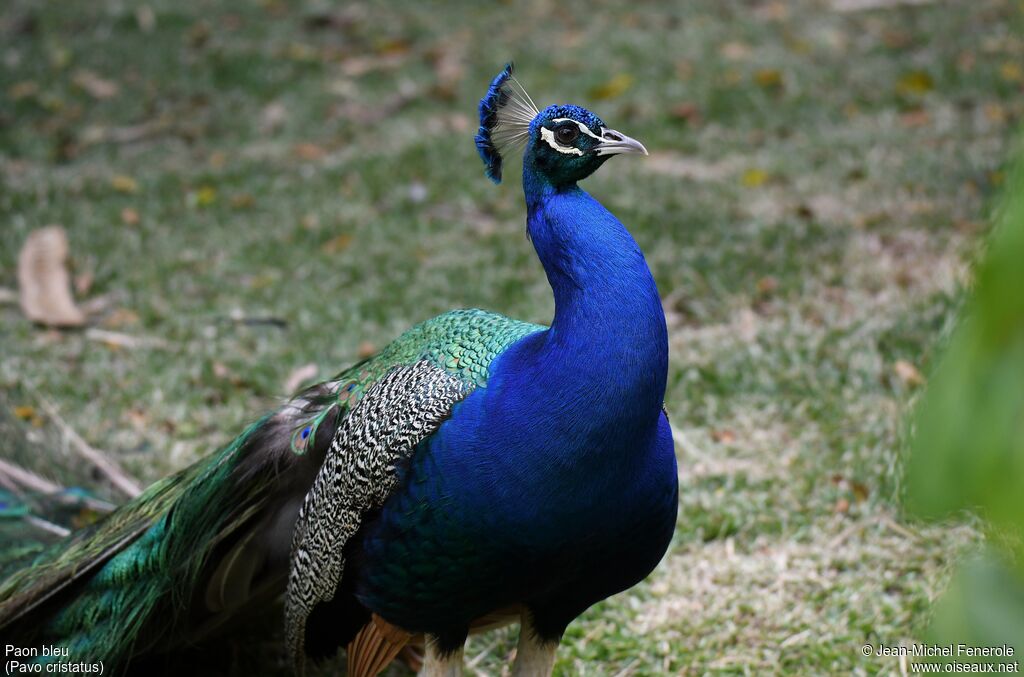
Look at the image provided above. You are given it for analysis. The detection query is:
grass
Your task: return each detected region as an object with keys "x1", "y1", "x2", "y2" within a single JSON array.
[{"x1": 1, "y1": 0, "x2": 1022, "y2": 674}]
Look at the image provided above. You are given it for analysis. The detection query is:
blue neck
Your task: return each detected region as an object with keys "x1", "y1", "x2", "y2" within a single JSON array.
[{"x1": 522, "y1": 166, "x2": 668, "y2": 431}]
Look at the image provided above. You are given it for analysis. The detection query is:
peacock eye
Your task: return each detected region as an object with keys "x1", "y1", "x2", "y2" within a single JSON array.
[{"x1": 555, "y1": 125, "x2": 579, "y2": 145}]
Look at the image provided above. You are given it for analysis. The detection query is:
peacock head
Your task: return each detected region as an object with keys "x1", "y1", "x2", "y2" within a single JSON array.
[{"x1": 474, "y1": 63, "x2": 647, "y2": 187}]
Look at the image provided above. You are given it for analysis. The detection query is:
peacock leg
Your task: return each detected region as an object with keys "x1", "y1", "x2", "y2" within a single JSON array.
[
  {"x1": 511, "y1": 614, "x2": 558, "y2": 677},
  {"x1": 419, "y1": 637, "x2": 464, "y2": 677}
]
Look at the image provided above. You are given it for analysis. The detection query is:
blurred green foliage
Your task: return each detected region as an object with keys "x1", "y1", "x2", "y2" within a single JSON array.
[{"x1": 908, "y1": 139, "x2": 1024, "y2": 656}]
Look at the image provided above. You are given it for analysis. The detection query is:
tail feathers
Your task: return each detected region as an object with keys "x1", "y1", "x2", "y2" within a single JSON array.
[
  {"x1": 0, "y1": 363, "x2": 355, "y2": 671},
  {"x1": 0, "y1": 463, "x2": 115, "y2": 579},
  {"x1": 0, "y1": 408, "x2": 317, "y2": 671}
]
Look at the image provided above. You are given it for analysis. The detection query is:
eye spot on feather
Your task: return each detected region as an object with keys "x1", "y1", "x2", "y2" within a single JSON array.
[{"x1": 301, "y1": 426, "x2": 311, "y2": 440}]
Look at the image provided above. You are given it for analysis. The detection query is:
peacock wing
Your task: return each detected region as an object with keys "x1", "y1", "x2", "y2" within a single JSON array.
[
  {"x1": 284, "y1": 310, "x2": 542, "y2": 671},
  {"x1": 284, "y1": 363, "x2": 480, "y2": 668}
]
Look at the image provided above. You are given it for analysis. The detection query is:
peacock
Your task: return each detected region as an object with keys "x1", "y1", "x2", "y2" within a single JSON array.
[{"x1": 0, "y1": 64, "x2": 678, "y2": 676}]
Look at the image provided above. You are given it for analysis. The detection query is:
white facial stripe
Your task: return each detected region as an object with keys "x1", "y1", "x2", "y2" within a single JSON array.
[
  {"x1": 540, "y1": 127, "x2": 583, "y2": 155},
  {"x1": 551, "y1": 118, "x2": 604, "y2": 141}
]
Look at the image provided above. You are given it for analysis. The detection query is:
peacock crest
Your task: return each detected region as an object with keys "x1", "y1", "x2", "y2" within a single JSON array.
[{"x1": 474, "y1": 62, "x2": 539, "y2": 183}]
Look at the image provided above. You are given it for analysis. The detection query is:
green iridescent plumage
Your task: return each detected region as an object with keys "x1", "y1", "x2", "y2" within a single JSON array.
[
  {"x1": 0, "y1": 309, "x2": 542, "y2": 673},
  {"x1": 290, "y1": 310, "x2": 541, "y2": 454}
]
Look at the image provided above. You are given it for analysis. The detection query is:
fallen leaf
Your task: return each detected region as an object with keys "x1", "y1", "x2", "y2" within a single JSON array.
[
  {"x1": 72, "y1": 69, "x2": 120, "y2": 100},
  {"x1": 741, "y1": 168, "x2": 769, "y2": 187},
  {"x1": 358, "y1": 341, "x2": 376, "y2": 359},
  {"x1": 896, "y1": 70, "x2": 934, "y2": 96},
  {"x1": 589, "y1": 74, "x2": 633, "y2": 101},
  {"x1": 17, "y1": 226, "x2": 87, "y2": 327},
  {"x1": 882, "y1": 29, "x2": 912, "y2": 49},
  {"x1": 111, "y1": 175, "x2": 139, "y2": 194},
  {"x1": 374, "y1": 37, "x2": 411, "y2": 57},
  {"x1": 984, "y1": 103, "x2": 1007, "y2": 125},
  {"x1": 756, "y1": 276, "x2": 779, "y2": 295},
  {"x1": 187, "y1": 21, "x2": 211, "y2": 48},
  {"x1": 720, "y1": 41, "x2": 751, "y2": 61},
  {"x1": 187, "y1": 185, "x2": 217, "y2": 208},
  {"x1": 711, "y1": 429, "x2": 737, "y2": 444},
  {"x1": 125, "y1": 408, "x2": 150, "y2": 432},
  {"x1": 754, "y1": 69, "x2": 784, "y2": 90},
  {"x1": 755, "y1": 0, "x2": 788, "y2": 19},
  {"x1": 13, "y1": 405, "x2": 36, "y2": 420},
  {"x1": 1000, "y1": 61, "x2": 1023, "y2": 83},
  {"x1": 284, "y1": 363, "x2": 319, "y2": 394},
  {"x1": 13, "y1": 405, "x2": 44, "y2": 428},
  {"x1": 231, "y1": 193, "x2": 255, "y2": 209},
  {"x1": 670, "y1": 102, "x2": 701, "y2": 124},
  {"x1": 245, "y1": 273, "x2": 276, "y2": 290},
  {"x1": 900, "y1": 109, "x2": 931, "y2": 127},
  {"x1": 8, "y1": 81, "x2": 39, "y2": 101},
  {"x1": 103, "y1": 307, "x2": 140, "y2": 328},
  {"x1": 321, "y1": 233, "x2": 353, "y2": 254},
  {"x1": 894, "y1": 360, "x2": 925, "y2": 387},
  {"x1": 834, "y1": 497, "x2": 850, "y2": 514},
  {"x1": 135, "y1": 6, "x2": 156, "y2": 33},
  {"x1": 293, "y1": 142, "x2": 327, "y2": 161},
  {"x1": 120, "y1": 207, "x2": 140, "y2": 225}
]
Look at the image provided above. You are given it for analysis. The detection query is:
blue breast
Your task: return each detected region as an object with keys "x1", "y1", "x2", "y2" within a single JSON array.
[{"x1": 353, "y1": 347, "x2": 677, "y2": 639}]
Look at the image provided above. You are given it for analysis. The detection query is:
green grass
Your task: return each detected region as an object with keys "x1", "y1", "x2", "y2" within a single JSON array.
[{"x1": 1, "y1": 0, "x2": 1022, "y2": 674}]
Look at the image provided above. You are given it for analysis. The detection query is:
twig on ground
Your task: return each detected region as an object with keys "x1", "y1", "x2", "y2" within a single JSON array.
[
  {"x1": 827, "y1": 521, "x2": 863, "y2": 550},
  {"x1": 34, "y1": 395, "x2": 142, "y2": 498},
  {"x1": 881, "y1": 514, "x2": 921, "y2": 543},
  {"x1": 0, "y1": 457, "x2": 62, "y2": 494},
  {"x1": 0, "y1": 457, "x2": 117, "y2": 512},
  {"x1": 220, "y1": 315, "x2": 289, "y2": 329},
  {"x1": 85, "y1": 328, "x2": 169, "y2": 350},
  {"x1": 831, "y1": 0, "x2": 934, "y2": 10},
  {"x1": 78, "y1": 292, "x2": 124, "y2": 317},
  {"x1": 25, "y1": 515, "x2": 71, "y2": 538}
]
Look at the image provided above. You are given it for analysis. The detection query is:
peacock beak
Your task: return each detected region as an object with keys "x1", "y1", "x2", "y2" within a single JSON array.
[{"x1": 594, "y1": 128, "x2": 649, "y2": 157}]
